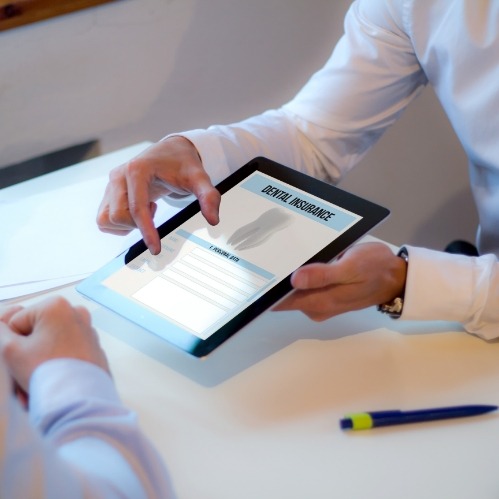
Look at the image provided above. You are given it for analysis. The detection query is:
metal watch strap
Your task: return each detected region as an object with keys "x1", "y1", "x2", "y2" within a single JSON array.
[{"x1": 377, "y1": 246, "x2": 409, "y2": 319}]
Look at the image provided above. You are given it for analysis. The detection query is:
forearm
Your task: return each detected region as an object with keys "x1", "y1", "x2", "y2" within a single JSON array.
[
  {"x1": 178, "y1": 104, "x2": 391, "y2": 188},
  {"x1": 1, "y1": 359, "x2": 173, "y2": 499},
  {"x1": 175, "y1": 1, "x2": 427, "y2": 189},
  {"x1": 173, "y1": 108, "x2": 344, "y2": 184}
]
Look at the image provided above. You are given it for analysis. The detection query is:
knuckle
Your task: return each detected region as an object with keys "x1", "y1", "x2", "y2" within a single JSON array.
[
  {"x1": 127, "y1": 200, "x2": 142, "y2": 217},
  {"x1": 44, "y1": 296, "x2": 70, "y2": 314},
  {"x1": 303, "y1": 297, "x2": 334, "y2": 322},
  {"x1": 1, "y1": 339, "x2": 18, "y2": 362},
  {"x1": 306, "y1": 310, "x2": 329, "y2": 322},
  {"x1": 109, "y1": 207, "x2": 132, "y2": 225},
  {"x1": 124, "y1": 157, "x2": 145, "y2": 180},
  {"x1": 96, "y1": 209, "x2": 108, "y2": 228},
  {"x1": 51, "y1": 295, "x2": 68, "y2": 306},
  {"x1": 108, "y1": 167, "x2": 121, "y2": 182}
]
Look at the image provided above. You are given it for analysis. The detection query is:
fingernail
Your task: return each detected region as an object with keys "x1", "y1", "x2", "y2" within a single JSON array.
[{"x1": 291, "y1": 273, "x2": 301, "y2": 288}]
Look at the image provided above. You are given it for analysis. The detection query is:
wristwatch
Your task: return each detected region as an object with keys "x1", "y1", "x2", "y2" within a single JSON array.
[{"x1": 377, "y1": 246, "x2": 409, "y2": 319}]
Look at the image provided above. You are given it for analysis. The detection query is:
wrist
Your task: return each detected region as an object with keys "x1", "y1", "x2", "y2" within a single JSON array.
[
  {"x1": 377, "y1": 247, "x2": 408, "y2": 318},
  {"x1": 160, "y1": 134, "x2": 202, "y2": 162}
]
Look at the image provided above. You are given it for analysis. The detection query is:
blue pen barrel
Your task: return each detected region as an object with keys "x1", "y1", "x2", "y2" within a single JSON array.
[
  {"x1": 371, "y1": 405, "x2": 497, "y2": 427},
  {"x1": 369, "y1": 410, "x2": 406, "y2": 427},
  {"x1": 340, "y1": 405, "x2": 498, "y2": 430}
]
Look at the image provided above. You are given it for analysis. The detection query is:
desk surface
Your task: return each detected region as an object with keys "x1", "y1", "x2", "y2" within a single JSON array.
[{"x1": 6, "y1": 145, "x2": 499, "y2": 499}]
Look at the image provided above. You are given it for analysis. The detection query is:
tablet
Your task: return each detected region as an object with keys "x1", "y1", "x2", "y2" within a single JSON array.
[{"x1": 77, "y1": 157, "x2": 389, "y2": 357}]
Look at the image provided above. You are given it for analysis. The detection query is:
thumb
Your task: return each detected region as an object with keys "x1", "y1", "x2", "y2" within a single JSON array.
[{"x1": 291, "y1": 262, "x2": 344, "y2": 290}]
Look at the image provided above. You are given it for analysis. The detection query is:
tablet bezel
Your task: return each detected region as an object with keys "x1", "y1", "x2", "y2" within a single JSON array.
[{"x1": 77, "y1": 157, "x2": 389, "y2": 357}]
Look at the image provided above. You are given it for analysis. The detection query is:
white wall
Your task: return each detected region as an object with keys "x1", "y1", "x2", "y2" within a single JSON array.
[{"x1": 0, "y1": 0, "x2": 478, "y2": 249}]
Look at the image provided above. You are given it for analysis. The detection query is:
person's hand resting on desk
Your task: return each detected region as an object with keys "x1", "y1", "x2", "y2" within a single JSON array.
[
  {"x1": 0, "y1": 296, "x2": 109, "y2": 393},
  {"x1": 0, "y1": 296, "x2": 173, "y2": 498}
]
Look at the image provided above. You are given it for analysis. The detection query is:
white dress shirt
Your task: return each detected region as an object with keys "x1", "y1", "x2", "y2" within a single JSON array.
[
  {"x1": 174, "y1": 0, "x2": 499, "y2": 339},
  {"x1": 0, "y1": 358, "x2": 174, "y2": 498}
]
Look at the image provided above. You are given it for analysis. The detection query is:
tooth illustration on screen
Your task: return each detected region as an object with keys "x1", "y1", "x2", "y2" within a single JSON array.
[{"x1": 227, "y1": 207, "x2": 293, "y2": 251}]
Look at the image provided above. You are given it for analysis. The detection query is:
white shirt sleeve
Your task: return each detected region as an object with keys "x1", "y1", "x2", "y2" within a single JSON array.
[
  {"x1": 0, "y1": 358, "x2": 174, "y2": 499},
  {"x1": 402, "y1": 246, "x2": 499, "y2": 340},
  {"x1": 175, "y1": 0, "x2": 426, "y2": 186}
]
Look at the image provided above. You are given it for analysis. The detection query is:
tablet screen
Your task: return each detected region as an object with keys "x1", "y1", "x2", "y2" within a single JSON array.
[{"x1": 77, "y1": 157, "x2": 389, "y2": 357}]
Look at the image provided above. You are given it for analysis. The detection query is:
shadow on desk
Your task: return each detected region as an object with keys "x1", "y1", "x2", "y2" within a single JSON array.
[{"x1": 92, "y1": 303, "x2": 464, "y2": 388}]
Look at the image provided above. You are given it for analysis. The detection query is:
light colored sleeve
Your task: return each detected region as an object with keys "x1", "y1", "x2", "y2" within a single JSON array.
[
  {"x1": 174, "y1": 0, "x2": 426, "y2": 185},
  {"x1": 401, "y1": 246, "x2": 499, "y2": 340},
  {"x1": 0, "y1": 358, "x2": 174, "y2": 499}
]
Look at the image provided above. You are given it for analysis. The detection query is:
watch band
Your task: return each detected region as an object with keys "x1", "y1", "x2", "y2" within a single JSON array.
[{"x1": 377, "y1": 246, "x2": 409, "y2": 319}]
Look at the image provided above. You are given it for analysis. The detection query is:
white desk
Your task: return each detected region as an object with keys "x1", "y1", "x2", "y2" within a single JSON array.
[{"x1": 4, "y1": 145, "x2": 499, "y2": 499}]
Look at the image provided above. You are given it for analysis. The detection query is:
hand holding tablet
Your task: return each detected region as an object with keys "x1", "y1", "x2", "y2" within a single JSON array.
[{"x1": 78, "y1": 157, "x2": 389, "y2": 357}]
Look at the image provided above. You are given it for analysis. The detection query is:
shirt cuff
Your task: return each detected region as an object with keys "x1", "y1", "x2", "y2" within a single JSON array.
[
  {"x1": 401, "y1": 245, "x2": 499, "y2": 339},
  {"x1": 29, "y1": 359, "x2": 121, "y2": 430},
  {"x1": 163, "y1": 129, "x2": 231, "y2": 186}
]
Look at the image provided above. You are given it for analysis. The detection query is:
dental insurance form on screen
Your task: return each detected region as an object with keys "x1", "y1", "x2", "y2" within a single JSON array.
[{"x1": 102, "y1": 171, "x2": 362, "y2": 341}]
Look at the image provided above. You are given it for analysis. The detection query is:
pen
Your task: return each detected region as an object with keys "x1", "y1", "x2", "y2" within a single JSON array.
[{"x1": 340, "y1": 404, "x2": 498, "y2": 430}]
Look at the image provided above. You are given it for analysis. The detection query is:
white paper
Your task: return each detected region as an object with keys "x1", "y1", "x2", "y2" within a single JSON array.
[
  {"x1": 0, "y1": 175, "x2": 182, "y2": 299},
  {"x1": 0, "y1": 274, "x2": 89, "y2": 301}
]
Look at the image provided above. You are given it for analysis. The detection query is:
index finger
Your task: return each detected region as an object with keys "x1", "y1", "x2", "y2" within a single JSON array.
[
  {"x1": 193, "y1": 181, "x2": 221, "y2": 226},
  {"x1": 125, "y1": 169, "x2": 161, "y2": 255}
]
